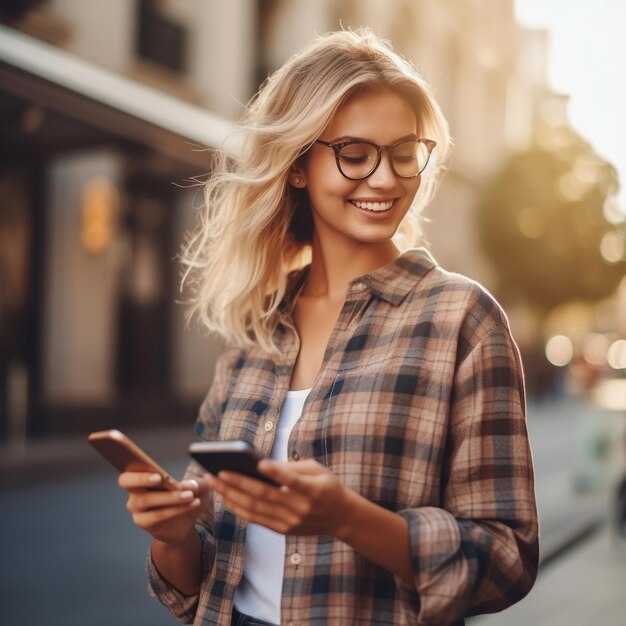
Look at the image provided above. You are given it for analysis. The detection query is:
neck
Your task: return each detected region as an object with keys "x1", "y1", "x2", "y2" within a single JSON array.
[{"x1": 304, "y1": 236, "x2": 400, "y2": 299}]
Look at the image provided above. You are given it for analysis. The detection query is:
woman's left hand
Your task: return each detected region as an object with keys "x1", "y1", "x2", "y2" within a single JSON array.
[{"x1": 205, "y1": 459, "x2": 354, "y2": 539}]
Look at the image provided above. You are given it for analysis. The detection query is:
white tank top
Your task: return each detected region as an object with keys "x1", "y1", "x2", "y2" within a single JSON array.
[{"x1": 233, "y1": 388, "x2": 311, "y2": 624}]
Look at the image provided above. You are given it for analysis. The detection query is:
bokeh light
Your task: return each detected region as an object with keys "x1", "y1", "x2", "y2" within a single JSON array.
[
  {"x1": 606, "y1": 339, "x2": 626, "y2": 370},
  {"x1": 600, "y1": 231, "x2": 625, "y2": 263},
  {"x1": 516, "y1": 206, "x2": 545, "y2": 238},
  {"x1": 603, "y1": 195, "x2": 625, "y2": 225},
  {"x1": 80, "y1": 177, "x2": 119, "y2": 255},
  {"x1": 582, "y1": 333, "x2": 610, "y2": 367},
  {"x1": 557, "y1": 171, "x2": 588, "y2": 201},
  {"x1": 545, "y1": 334, "x2": 574, "y2": 367}
]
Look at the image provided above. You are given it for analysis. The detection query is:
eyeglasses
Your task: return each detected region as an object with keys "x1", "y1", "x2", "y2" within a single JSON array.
[{"x1": 315, "y1": 136, "x2": 436, "y2": 180}]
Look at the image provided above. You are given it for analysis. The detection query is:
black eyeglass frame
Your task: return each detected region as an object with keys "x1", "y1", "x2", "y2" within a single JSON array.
[{"x1": 314, "y1": 136, "x2": 437, "y2": 180}]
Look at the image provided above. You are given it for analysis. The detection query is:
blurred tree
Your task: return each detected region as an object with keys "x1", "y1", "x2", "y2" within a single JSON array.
[{"x1": 476, "y1": 121, "x2": 625, "y2": 315}]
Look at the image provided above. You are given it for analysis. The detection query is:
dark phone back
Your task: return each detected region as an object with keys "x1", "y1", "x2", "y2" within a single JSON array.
[{"x1": 189, "y1": 441, "x2": 278, "y2": 486}]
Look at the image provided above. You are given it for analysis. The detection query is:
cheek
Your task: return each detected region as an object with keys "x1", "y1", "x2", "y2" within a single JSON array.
[
  {"x1": 400, "y1": 179, "x2": 422, "y2": 207},
  {"x1": 407, "y1": 176, "x2": 422, "y2": 196},
  {"x1": 305, "y1": 155, "x2": 356, "y2": 197},
  {"x1": 307, "y1": 173, "x2": 357, "y2": 204}
]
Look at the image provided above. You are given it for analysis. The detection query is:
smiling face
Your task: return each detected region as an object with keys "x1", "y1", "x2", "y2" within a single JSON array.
[{"x1": 290, "y1": 88, "x2": 422, "y2": 254}]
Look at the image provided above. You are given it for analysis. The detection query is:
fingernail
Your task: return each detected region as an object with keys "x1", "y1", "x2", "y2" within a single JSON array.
[
  {"x1": 148, "y1": 474, "x2": 162, "y2": 483},
  {"x1": 181, "y1": 479, "x2": 198, "y2": 490},
  {"x1": 180, "y1": 490, "x2": 194, "y2": 499}
]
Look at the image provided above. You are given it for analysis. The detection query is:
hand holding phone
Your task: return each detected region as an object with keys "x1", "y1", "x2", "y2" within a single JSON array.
[
  {"x1": 189, "y1": 440, "x2": 278, "y2": 486},
  {"x1": 88, "y1": 429, "x2": 180, "y2": 490}
]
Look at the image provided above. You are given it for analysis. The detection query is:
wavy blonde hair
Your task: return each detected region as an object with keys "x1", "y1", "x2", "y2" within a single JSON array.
[{"x1": 181, "y1": 28, "x2": 450, "y2": 354}]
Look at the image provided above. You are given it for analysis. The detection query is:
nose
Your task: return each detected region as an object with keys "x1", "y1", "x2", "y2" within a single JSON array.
[{"x1": 367, "y1": 150, "x2": 397, "y2": 189}]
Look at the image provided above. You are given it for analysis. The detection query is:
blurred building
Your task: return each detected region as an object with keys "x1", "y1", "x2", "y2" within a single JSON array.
[{"x1": 0, "y1": 0, "x2": 547, "y2": 443}]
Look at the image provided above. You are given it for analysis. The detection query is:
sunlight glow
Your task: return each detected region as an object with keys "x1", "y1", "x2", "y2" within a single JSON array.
[{"x1": 515, "y1": 0, "x2": 626, "y2": 217}]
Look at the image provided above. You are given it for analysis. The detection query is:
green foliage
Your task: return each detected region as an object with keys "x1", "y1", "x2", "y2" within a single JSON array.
[{"x1": 476, "y1": 127, "x2": 625, "y2": 313}]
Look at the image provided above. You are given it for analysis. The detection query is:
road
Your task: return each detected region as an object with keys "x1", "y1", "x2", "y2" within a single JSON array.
[{"x1": 1, "y1": 459, "x2": 187, "y2": 626}]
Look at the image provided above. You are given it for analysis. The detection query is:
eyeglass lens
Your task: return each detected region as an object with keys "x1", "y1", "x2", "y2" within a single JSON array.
[{"x1": 338, "y1": 140, "x2": 431, "y2": 179}]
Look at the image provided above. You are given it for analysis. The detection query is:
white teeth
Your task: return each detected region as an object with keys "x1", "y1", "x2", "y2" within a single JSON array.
[{"x1": 351, "y1": 200, "x2": 394, "y2": 212}]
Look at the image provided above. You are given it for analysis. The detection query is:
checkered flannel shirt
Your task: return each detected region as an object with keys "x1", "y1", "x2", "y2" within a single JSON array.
[{"x1": 147, "y1": 248, "x2": 539, "y2": 625}]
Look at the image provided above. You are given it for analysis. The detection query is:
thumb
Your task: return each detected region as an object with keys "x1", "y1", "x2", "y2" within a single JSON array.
[{"x1": 180, "y1": 476, "x2": 212, "y2": 496}]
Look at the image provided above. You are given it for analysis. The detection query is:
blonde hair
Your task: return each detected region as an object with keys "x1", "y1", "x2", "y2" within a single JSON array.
[{"x1": 181, "y1": 28, "x2": 450, "y2": 354}]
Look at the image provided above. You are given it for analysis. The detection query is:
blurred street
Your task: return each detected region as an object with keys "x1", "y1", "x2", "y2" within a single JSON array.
[
  {"x1": 2, "y1": 396, "x2": 625, "y2": 626},
  {"x1": 0, "y1": 433, "x2": 190, "y2": 626},
  {"x1": 470, "y1": 525, "x2": 625, "y2": 626},
  {"x1": 469, "y1": 397, "x2": 626, "y2": 626}
]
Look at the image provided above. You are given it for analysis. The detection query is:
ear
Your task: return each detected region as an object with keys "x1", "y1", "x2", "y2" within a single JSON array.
[{"x1": 288, "y1": 164, "x2": 307, "y2": 189}]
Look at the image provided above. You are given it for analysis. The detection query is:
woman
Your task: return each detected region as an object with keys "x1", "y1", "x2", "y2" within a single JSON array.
[{"x1": 119, "y1": 29, "x2": 538, "y2": 626}]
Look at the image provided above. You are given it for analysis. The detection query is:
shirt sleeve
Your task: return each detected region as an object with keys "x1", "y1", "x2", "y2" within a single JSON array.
[
  {"x1": 144, "y1": 348, "x2": 237, "y2": 622},
  {"x1": 396, "y1": 323, "x2": 539, "y2": 625}
]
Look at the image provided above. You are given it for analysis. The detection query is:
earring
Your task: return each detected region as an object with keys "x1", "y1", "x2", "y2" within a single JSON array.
[{"x1": 293, "y1": 176, "x2": 303, "y2": 185}]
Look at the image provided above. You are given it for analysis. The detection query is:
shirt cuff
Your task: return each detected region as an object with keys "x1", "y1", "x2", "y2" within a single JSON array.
[
  {"x1": 395, "y1": 507, "x2": 471, "y2": 626},
  {"x1": 146, "y1": 524, "x2": 212, "y2": 623}
]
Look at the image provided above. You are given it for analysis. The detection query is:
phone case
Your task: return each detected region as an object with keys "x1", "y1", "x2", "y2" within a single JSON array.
[{"x1": 88, "y1": 429, "x2": 180, "y2": 490}]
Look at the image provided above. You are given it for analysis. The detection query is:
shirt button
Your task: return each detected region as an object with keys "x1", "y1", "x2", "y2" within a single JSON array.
[
  {"x1": 264, "y1": 420, "x2": 274, "y2": 432},
  {"x1": 291, "y1": 450, "x2": 300, "y2": 461},
  {"x1": 290, "y1": 552, "x2": 301, "y2": 565}
]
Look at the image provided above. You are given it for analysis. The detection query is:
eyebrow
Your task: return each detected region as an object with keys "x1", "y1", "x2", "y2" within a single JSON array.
[{"x1": 323, "y1": 133, "x2": 419, "y2": 144}]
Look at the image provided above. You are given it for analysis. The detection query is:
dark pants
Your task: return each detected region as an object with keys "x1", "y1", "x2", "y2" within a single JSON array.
[{"x1": 231, "y1": 607, "x2": 279, "y2": 626}]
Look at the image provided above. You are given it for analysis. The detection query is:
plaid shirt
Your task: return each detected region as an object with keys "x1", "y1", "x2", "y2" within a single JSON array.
[{"x1": 147, "y1": 249, "x2": 539, "y2": 625}]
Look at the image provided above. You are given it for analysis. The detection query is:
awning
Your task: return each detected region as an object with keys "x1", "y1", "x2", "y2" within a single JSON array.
[{"x1": 0, "y1": 24, "x2": 234, "y2": 168}]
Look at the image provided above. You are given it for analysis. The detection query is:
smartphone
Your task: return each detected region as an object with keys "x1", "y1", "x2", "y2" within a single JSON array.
[
  {"x1": 189, "y1": 440, "x2": 278, "y2": 486},
  {"x1": 88, "y1": 429, "x2": 180, "y2": 491}
]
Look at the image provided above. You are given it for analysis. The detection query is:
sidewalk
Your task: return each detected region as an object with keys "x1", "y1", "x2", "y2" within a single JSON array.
[{"x1": 470, "y1": 521, "x2": 626, "y2": 626}]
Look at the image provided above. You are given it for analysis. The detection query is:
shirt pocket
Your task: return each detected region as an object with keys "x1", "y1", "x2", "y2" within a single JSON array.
[
  {"x1": 216, "y1": 395, "x2": 272, "y2": 443},
  {"x1": 326, "y1": 351, "x2": 435, "y2": 415}
]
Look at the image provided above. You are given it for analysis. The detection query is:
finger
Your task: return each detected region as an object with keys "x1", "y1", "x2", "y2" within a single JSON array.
[
  {"x1": 178, "y1": 479, "x2": 199, "y2": 492},
  {"x1": 193, "y1": 475, "x2": 214, "y2": 496},
  {"x1": 213, "y1": 472, "x2": 314, "y2": 522},
  {"x1": 213, "y1": 470, "x2": 280, "y2": 495},
  {"x1": 257, "y1": 460, "x2": 319, "y2": 495},
  {"x1": 225, "y1": 466, "x2": 319, "y2": 509},
  {"x1": 220, "y1": 492, "x2": 301, "y2": 533},
  {"x1": 119, "y1": 471, "x2": 166, "y2": 491},
  {"x1": 132, "y1": 499, "x2": 201, "y2": 530},
  {"x1": 264, "y1": 458, "x2": 323, "y2": 476},
  {"x1": 211, "y1": 471, "x2": 304, "y2": 507},
  {"x1": 128, "y1": 488, "x2": 196, "y2": 513}
]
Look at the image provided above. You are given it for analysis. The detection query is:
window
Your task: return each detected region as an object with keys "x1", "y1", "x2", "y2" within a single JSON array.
[{"x1": 135, "y1": 0, "x2": 187, "y2": 74}]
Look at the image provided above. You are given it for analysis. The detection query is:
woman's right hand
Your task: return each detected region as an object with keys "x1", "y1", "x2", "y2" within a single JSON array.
[{"x1": 118, "y1": 472, "x2": 212, "y2": 546}]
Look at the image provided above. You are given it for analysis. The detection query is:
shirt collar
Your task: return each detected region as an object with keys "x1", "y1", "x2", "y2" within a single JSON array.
[
  {"x1": 358, "y1": 247, "x2": 437, "y2": 306},
  {"x1": 283, "y1": 247, "x2": 437, "y2": 310}
]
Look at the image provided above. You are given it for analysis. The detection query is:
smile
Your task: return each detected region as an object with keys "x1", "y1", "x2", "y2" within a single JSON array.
[{"x1": 349, "y1": 200, "x2": 394, "y2": 212}]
